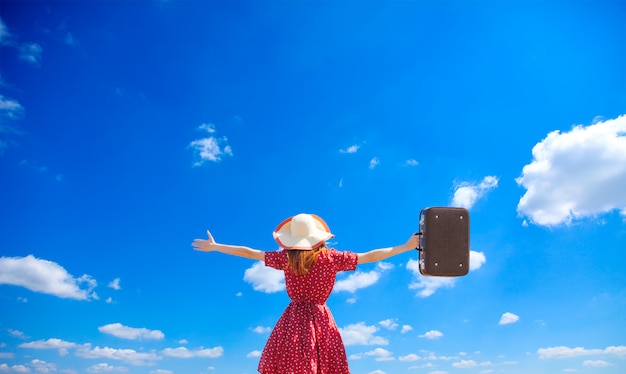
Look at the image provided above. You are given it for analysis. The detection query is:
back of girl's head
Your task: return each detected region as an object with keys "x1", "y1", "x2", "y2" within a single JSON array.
[{"x1": 286, "y1": 244, "x2": 328, "y2": 276}]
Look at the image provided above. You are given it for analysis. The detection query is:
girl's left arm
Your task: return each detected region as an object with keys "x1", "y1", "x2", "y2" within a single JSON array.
[
  {"x1": 192, "y1": 230, "x2": 265, "y2": 261},
  {"x1": 356, "y1": 234, "x2": 420, "y2": 264}
]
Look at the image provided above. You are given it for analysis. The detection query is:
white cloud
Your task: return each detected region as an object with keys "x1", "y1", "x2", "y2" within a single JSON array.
[
  {"x1": 0, "y1": 95, "x2": 24, "y2": 121},
  {"x1": 339, "y1": 322, "x2": 388, "y2": 346},
  {"x1": 30, "y1": 359, "x2": 56, "y2": 373},
  {"x1": 400, "y1": 325, "x2": 413, "y2": 334},
  {"x1": 98, "y1": 323, "x2": 164, "y2": 340},
  {"x1": 406, "y1": 159, "x2": 419, "y2": 166},
  {"x1": 499, "y1": 312, "x2": 520, "y2": 325},
  {"x1": 161, "y1": 346, "x2": 223, "y2": 359},
  {"x1": 19, "y1": 338, "x2": 77, "y2": 350},
  {"x1": 378, "y1": 319, "x2": 398, "y2": 330},
  {"x1": 399, "y1": 353, "x2": 420, "y2": 361},
  {"x1": 86, "y1": 363, "x2": 129, "y2": 373},
  {"x1": 334, "y1": 262, "x2": 391, "y2": 293},
  {"x1": 76, "y1": 346, "x2": 161, "y2": 366},
  {"x1": 516, "y1": 115, "x2": 626, "y2": 226},
  {"x1": 340, "y1": 144, "x2": 360, "y2": 153},
  {"x1": 369, "y1": 157, "x2": 380, "y2": 169},
  {"x1": 583, "y1": 360, "x2": 612, "y2": 367},
  {"x1": 189, "y1": 123, "x2": 232, "y2": 166},
  {"x1": 469, "y1": 251, "x2": 487, "y2": 271},
  {"x1": 19, "y1": 43, "x2": 42, "y2": 65},
  {"x1": 0, "y1": 363, "x2": 28, "y2": 373},
  {"x1": 252, "y1": 326, "x2": 271, "y2": 334},
  {"x1": 244, "y1": 261, "x2": 285, "y2": 293},
  {"x1": 197, "y1": 123, "x2": 216, "y2": 133},
  {"x1": 364, "y1": 348, "x2": 394, "y2": 361},
  {"x1": 247, "y1": 350, "x2": 262, "y2": 358},
  {"x1": 537, "y1": 345, "x2": 626, "y2": 359},
  {"x1": 108, "y1": 278, "x2": 121, "y2": 290},
  {"x1": 451, "y1": 176, "x2": 499, "y2": 209},
  {"x1": 452, "y1": 359, "x2": 492, "y2": 368},
  {"x1": 419, "y1": 330, "x2": 443, "y2": 340},
  {"x1": 368, "y1": 371, "x2": 386, "y2": 374},
  {"x1": 407, "y1": 251, "x2": 485, "y2": 297},
  {"x1": 0, "y1": 255, "x2": 98, "y2": 300},
  {"x1": 0, "y1": 18, "x2": 10, "y2": 43}
]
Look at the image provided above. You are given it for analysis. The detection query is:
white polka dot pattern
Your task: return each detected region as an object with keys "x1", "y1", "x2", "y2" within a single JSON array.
[{"x1": 258, "y1": 248, "x2": 358, "y2": 374}]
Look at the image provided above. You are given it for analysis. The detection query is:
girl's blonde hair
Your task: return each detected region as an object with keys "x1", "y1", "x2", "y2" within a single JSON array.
[{"x1": 286, "y1": 244, "x2": 328, "y2": 276}]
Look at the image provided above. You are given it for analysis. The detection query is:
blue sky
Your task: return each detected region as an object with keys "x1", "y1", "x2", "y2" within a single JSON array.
[{"x1": 1, "y1": 1, "x2": 625, "y2": 373}]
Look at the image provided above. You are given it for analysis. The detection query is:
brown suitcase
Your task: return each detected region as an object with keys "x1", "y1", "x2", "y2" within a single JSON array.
[{"x1": 418, "y1": 207, "x2": 470, "y2": 276}]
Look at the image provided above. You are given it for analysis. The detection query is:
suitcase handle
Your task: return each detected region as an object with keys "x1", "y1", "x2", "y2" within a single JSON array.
[{"x1": 413, "y1": 232, "x2": 423, "y2": 251}]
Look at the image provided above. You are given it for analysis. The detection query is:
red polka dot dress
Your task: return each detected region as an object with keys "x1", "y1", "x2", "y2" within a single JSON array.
[{"x1": 258, "y1": 248, "x2": 358, "y2": 374}]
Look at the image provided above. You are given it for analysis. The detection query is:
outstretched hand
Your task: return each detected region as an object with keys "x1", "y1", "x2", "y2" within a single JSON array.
[{"x1": 192, "y1": 230, "x2": 217, "y2": 252}]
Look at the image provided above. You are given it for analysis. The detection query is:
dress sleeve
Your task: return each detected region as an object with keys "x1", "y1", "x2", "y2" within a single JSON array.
[
  {"x1": 329, "y1": 248, "x2": 358, "y2": 272},
  {"x1": 264, "y1": 250, "x2": 288, "y2": 270}
]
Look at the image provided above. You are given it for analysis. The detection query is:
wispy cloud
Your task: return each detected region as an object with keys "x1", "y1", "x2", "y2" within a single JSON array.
[
  {"x1": 340, "y1": 144, "x2": 360, "y2": 154},
  {"x1": 369, "y1": 157, "x2": 380, "y2": 169},
  {"x1": 98, "y1": 323, "x2": 164, "y2": 340},
  {"x1": 0, "y1": 255, "x2": 98, "y2": 300},
  {"x1": 517, "y1": 114, "x2": 626, "y2": 226},
  {"x1": 19, "y1": 43, "x2": 43, "y2": 65},
  {"x1": 538, "y1": 345, "x2": 626, "y2": 359},
  {"x1": 451, "y1": 176, "x2": 499, "y2": 209},
  {"x1": 189, "y1": 123, "x2": 233, "y2": 166},
  {"x1": 161, "y1": 346, "x2": 223, "y2": 358},
  {"x1": 405, "y1": 159, "x2": 419, "y2": 166}
]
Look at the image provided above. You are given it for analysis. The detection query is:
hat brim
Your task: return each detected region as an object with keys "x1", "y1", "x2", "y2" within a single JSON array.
[{"x1": 273, "y1": 214, "x2": 334, "y2": 250}]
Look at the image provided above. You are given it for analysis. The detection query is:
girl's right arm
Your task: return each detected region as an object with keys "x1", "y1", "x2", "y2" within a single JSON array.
[{"x1": 192, "y1": 230, "x2": 265, "y2": 261}]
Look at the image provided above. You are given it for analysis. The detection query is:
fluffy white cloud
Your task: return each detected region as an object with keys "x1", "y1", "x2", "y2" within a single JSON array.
[
  {"x1": 189, "y1": 123, "x2": 232, "y2": 166},
  {"x1": 419, "y1": 330, "x2": 443, "y2": 339},
  {"x1": 339, "y1": 322, "x2": 388, "y2": 346},
  {"x1": 0, "y1": 255, "x2": 97, "y2": 300},
  {"x1": 451, "y1": 176, "x2": 498, "y2": 209},
  {"x1": 247, "y1": 350, "x2": 262, "y2": 358},
  {"x1": 499, "y1": 312, "x2": 520, "y2": 325},
  {"x1": 334, "y1": 262, "x2": 392, "y2": 293},
  {"x1": 161, "y1": 346, "x2": 223, "y2": 359},
  {"x1": 400, "y1": 325, "x2": 413, "y2": 334},
  {"x1": 517, "y1": 115, "x2": 626, "y2": 226},
  {"x1": 364, "y1": 348, "x2": 394, "y2": 361},
  {"x1": 243, "y1": 261, "x2": 285, "y2": 293},
  {"x1": 108, "y1": 278, "x2": 121, "y2": 290},
  {"x1": 378, "y1": 319, "x2": 398, "y2": 330},
  {"x1": 98, "y1": 323, "x2": 164, "y2": 340},
  {"x1": 407, "y1": 251, "x2": 485, "y2": 297},
  {"x1": 537, "y1": 345, "x2": 626, "y2": 359}
]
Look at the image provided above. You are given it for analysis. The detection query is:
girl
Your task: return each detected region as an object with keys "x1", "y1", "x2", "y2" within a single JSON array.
[{"x1": 192, "y1": 213, "x2": 420, "y2": 374}]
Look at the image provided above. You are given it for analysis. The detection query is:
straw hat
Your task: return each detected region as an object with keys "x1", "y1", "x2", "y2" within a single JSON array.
[{"x1": 273, "y1": 213, "x2": 335, "y2": 250}]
